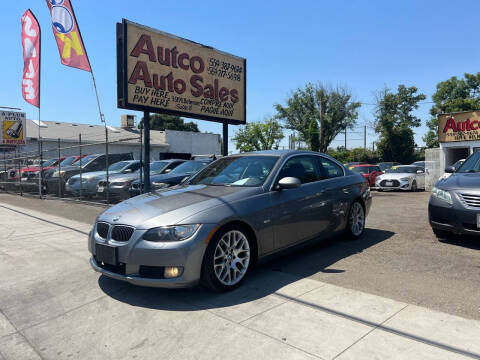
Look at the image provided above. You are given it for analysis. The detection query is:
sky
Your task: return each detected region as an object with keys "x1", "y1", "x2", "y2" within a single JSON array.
[{"x1": 3, "y1": 0, "x2": 480, "y2": 153}]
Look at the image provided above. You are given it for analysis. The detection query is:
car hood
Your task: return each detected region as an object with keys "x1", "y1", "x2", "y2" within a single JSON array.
[
  {"x1": 97, "y1": 184, "x2": 260, "y2": 229},
  {"x1": 70, "y1": 170, "x2": 123, "y2": 180},
  {"x1": 105, "y1": 172, "x2": 139, "y2": 182},
  {"x1": 377, "y1": 173, "x2": 414, "y2": 180},
  {"x1": 436, "y1": 172, "x2": 480, "y2": 190}
]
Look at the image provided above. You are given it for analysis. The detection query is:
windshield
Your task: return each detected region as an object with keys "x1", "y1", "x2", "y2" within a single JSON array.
[
  {"x1": 378, "y1": 163, "x2": 395, "y2": 171},
  {"x1": 150, "y1": 161, "x2": 170, "y2": 173},
  {"x1": 108, "y1": 161, "x2": 131, "y2": 171},
  {"x1": 386, "y1": 166, "x2": 417, "y2": 174},
  {"x1": 42, "y1": 158, "x2": 58, "y2": 167},
  {"x1": 453, "y1": 159, "x2": 465, "y2": 170},
  {"x1": 351, "y1": 167, "x2": 369, "y2": 174},
  {"x1": 170, "y1": 161, "x2": 209, "y2": 174},
  {"x1": 59, "y1": 156, "x2": 77, "y2": 167},
  {"x1": 457, "y1": 152, "x2": 480, "y2": 173},
  {"x1": 189, "y1": 156, "x2": 279, "y2": 187},
  {"x1": 79, "y1": 155, "x2": 98, "y2": 168}
]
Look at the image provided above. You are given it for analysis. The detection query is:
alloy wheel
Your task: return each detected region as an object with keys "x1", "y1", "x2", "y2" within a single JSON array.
[
  {"x1": 350, "y1": 202, "x2": 365, "y2": 237},
  {"x1": 213, "y1": 230, "x2": 250, "y2": 286}
]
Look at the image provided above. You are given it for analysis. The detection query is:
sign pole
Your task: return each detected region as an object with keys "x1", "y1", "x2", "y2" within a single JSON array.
[
  {"x1": 223, "y1": 122, "x2": 228, "y2": 155},
  {"x1": 38, "y1": 106, "x2": 42, "y2": 198},
  {"x1": 143, "y1": 112, "x2": 150, "y2": 193}
]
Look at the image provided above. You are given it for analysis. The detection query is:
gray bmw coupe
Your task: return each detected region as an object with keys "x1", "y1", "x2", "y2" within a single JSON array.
[{"x1": 89, "y1": 150, "x2": 371, "y2": 291}]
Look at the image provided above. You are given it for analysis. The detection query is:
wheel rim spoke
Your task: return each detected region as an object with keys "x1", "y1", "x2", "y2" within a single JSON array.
[{"x1": 214, "y1": 230, "x2": 250, "y2": 286}]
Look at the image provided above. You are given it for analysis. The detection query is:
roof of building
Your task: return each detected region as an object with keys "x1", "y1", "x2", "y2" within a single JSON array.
[{"x1": 26, "y1": 119, "x2": 168, "y2": 147}]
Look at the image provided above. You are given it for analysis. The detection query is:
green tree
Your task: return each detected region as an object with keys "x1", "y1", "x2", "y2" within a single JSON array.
[
  {"x1": 308, "y1": 119, "x2": 320, "y2": 152},
  {"x1": 140, "y1": 114, "x2": 199, "y2": 132},
  {"x1": 232, "y1": 117, "x2": 284, "y2": 152},
  {"x1": 374, "y1": 85, "x2": 426, "y2": 163},
  {"x1": 424, "y1": 73, "x2": 480, "y2": 148},
  {"x1": 275, "y1": 83, "x2": 361, "y2": 152}
]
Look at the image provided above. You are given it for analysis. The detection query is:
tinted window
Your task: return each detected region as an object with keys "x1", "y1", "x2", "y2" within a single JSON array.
[
  {"x1": 278, "y1": 156, "x2": 321, "y2": 184},
  {"x1": 318, "y1": 157, "x2": 344, "y2": 179},
  {"x1": 170, "y1": 161, "x2": 209, "y2": 174},
  {"x1": 457, "y1": 152, "x2": 480, "y2": 173},
  {"x1": 351, "y1": 167, "x2": 369, "y2": 174},
  {"x1": 108, "y1": 161, "x2": 131, "y2": 171},
  {"x1": 59, "y1": 156, "x2": 77, "y2": 167},
  {"x1": 150, "y1": 161, "x2": 169, "y2": 173}
]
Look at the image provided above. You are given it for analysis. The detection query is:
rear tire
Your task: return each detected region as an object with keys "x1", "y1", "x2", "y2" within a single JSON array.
[
  {"x1": 201, "y1": 225, "x2": 252, "y2": 292},
  {"x1": 345, "y1": 201, "x2": 365, "y2": 239},
  {"x1": 433, "y1": 229, "x2": 450, "y2": 240}
]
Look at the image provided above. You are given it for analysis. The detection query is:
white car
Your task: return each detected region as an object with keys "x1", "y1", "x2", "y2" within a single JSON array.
[{"x1": 375, "y1": 165, "x2": 425, "y2": 192}]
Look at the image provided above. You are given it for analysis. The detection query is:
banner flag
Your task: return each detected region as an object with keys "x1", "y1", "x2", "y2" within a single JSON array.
[
  {"x1": 46, "y1": 0, "x2": 91, "y2": 72},
  {"x1": 21, "y1": 10, "x2": 40, "y2": 108}
]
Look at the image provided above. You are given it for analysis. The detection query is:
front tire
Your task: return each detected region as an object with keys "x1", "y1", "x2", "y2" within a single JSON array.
[
  {"x1": 201, "y1": 226, "x2": 252, "y2": 292},
  {"x1": 346, "y1": 201, "x2": 365, "y2": 239}
]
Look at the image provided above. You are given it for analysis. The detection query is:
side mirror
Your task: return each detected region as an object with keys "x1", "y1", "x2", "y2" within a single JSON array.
[
  {"x1": 164, "y1": 168, "x2": 172, "y2": 173},
  {"x1": 445, "y1": 166, "x2": 455, "y2": 173},
  {"x1": 124, "y1": 168, "x2": 133, "y2": 173},
  {"x1": 277, "y1": 177, "x2": 301, "y2": 190},
  {"x1": 416, "y1": 170, "x2": 424, "y2": 174}
]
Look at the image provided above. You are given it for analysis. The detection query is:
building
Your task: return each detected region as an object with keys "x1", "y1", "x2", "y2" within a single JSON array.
[{"x1": 9, "y1": 117, "x2": 221, "y2": 161}]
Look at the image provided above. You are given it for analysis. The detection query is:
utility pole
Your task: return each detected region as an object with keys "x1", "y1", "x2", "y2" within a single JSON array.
[{"x1": 364, "y1": 125, "x2": 367, "y2": 152}]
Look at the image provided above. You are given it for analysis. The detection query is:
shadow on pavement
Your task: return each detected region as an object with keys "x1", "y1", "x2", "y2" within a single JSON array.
[
  {"x1": 439, "y1": 234, "x2": 480, "y2": 251},
  {"x1": 98, "y1": 228, "x2": 394, "y2": 312}
]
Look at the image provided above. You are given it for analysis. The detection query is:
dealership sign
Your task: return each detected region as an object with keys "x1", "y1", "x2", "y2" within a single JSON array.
[
  {"x1": 117, "y1": 19, "x2": 246, "y2": 124},
  {"x1": 0, "y1": 111, "x2": 26, "y2": 145},
  {"x1": 439, "y1": 111, "x2": 480, "y2": 142}
]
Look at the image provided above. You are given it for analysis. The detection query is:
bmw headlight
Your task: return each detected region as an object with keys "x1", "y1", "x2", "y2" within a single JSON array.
[
  {"x1": 152, "y1": 182, "x2": 170, "y2": 189},
  {"x1": 400, "y1": 177, "x2": 411, "y2": 181},
  {"x1": 431, "y1": 186, "x2": 452, "y2": 205},
  {"x1": 143, "y1": 225, "x2": 200, "y2": 242}
]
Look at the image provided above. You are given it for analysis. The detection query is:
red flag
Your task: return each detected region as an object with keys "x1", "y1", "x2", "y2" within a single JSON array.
[
  {"x1": 46, "y1": 0, "x2": 91, "y2": 72},
  {"x1": 21, "y1": 10, "x2": 41, "y2": 108}
]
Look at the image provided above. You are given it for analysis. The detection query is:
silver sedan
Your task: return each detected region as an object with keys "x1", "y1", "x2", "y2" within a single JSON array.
[{"x1": 89, "y1": 150, "x2": 371, "y2": 291}]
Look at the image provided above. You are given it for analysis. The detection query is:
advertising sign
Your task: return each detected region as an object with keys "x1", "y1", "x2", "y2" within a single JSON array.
[
  {"x1": 438, "y1": 111, "x2": 480, "y2": 143},
  {"x1": 1, "y1": 111, "x2": 26, "y2": 145},
  {"x1": 117, "y1": 19, "x2": 246, "y2": 124},
  {"x1": 21, "y1": 9, "x2": 41, "y2": 108}
]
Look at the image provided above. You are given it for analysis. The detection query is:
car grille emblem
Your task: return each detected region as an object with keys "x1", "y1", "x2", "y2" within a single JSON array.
[{"x1": 113, "y1": 216, "x2": 120, "y2": 222}]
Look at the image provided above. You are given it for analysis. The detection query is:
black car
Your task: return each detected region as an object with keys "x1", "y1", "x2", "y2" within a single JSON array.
[
  {"x1": 429, "y1": 151, "x2": 480, "y2": 238},
  {"x1": 45, "y1": 153, "x2": 133, "y2": 195},
  {"x1": 129, "y1": 159, "x2": 211, "y2": 196}
]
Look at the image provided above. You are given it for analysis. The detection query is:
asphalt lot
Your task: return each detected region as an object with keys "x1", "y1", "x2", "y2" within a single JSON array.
[{"x1": 1, "y1": 191, "x2": 480, "y2": 359}]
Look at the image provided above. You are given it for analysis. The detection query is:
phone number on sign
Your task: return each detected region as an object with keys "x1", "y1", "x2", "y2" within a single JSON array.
[{"x1": 207, "y1": 67, "x2": 242, "y2": 81}]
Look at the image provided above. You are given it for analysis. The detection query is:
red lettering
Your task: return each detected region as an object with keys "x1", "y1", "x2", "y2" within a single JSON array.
[
  {"x1": 190, "y1": 56, "x2": 204, "y2": 74},
  {"x1": 230, "y1": 89, "x2": 239, "y2": 103},
  {"x1": 174, "y1": 79, "x2": 186, "y2": 94},
  {"x1": 472, "y1": 120, "x2": 479, "y2": 131},
  {"x1": 166, "y1": 72, "x2": 174, "y2": 92},
  {"x1": 152, "y1": 74, "x2": 165, "y2": 90},
  {"x1": 203, "y1": 84, "x2": 214, "y2": 99},
  {"x1": 128, "y1": 61, "x2": 152, "y2": 88},
  {"x1": 178, "y1": 53, "x2": 189, "y2": 70},
  {"x1": 443, "y1": 117, "x2": 457, "y2": 133},
  {"x1": 157, "y1": 47, "x2": 170, "y2": 66},
  {"x1": 219, "y1": 87, "x2": 229, "y2": 101},
  {"x1": 457, "y1": 121, "x2": 466, "y2": 131},
  {"x1": 190, "y1": 75, "x2": 203, "y2": 97},
  {"x1": 466, "y1": 118, "x2": 472, "y2": 131},
  {"x1": 130, "y1": 35, "x2": 156, "y2": 62},
  {"x1": 171, "y1": 47, "x2": 178, "y2": 68}
]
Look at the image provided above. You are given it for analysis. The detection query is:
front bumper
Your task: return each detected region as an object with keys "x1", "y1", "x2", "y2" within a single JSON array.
[
  {"x1": 88, "y1": 223, "x2": 216, "y2": 287},
  {"x1": 429, "y1": 194, "x2": 480, "y2": 236},
  {"x1": 376, "y1": 178, "x2": 412, "y2": 191}
]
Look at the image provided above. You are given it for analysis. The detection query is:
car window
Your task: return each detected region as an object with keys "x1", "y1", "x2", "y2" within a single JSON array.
[
  {"x1": 278, "y1": 156, "x2": 321, "y2": 184},
  {"x1": 457, "y1": 152, "x2": 480, "y2": 173},
  {"x1": 318, "y1": 157, "x2": 344, "y2": 179},
  {"x1": 351, "y1": 167, "x2": 368, "y2": 174}
]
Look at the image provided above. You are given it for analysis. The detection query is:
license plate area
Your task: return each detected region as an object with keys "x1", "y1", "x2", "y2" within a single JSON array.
[
  {"x1": 95, "y1": 243, "x2": 117, "y2": 265},
  {"x1": 385, "y1": 181, "x2": 393, "y2": 187},
  {"x1": 97, "y1": 186, "x2": 104, "y2": 193}
]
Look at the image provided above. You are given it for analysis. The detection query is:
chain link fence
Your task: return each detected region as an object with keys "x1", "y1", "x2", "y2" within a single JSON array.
[{"x1": 425, "y1": 147, "x2": 442, "y2": 191}]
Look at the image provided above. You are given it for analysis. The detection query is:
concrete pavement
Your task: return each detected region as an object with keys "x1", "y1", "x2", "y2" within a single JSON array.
[{"x1": 1, "y1": 201, "x2": 479, "y2": 359}]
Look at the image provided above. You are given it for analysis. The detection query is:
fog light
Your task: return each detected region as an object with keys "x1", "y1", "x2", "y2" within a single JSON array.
[{"x1": 164, "y1": 266, "x2": 183, "y2": 278}]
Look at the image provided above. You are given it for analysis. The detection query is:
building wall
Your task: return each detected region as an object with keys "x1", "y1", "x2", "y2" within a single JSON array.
[{"x1": 165, "y1": 130, "x2": 221, "y2": 155}]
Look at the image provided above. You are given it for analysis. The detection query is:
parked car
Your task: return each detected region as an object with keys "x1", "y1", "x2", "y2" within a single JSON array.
[
  {"x1": 429, "y1": 151, "x2": 480, "y2": 239},
  {"x1": 97, "y1": 159, "x2": 186, "y2": 201},
  {"x1": 377, "y1": 162, "x2": 401, "y2": 172},
  {"x1": 441, "y1": 159, "x2": 465, "y2": 179},
  {"x1": 349, "y1": 164, "x2": 383, "y2": 187},
  {"x1": 66, "y1": 160, "x2": 141, "y2": 197},
  {"x1": 375, "y1": 165, "x2": 425, "y2": 191},
  {"x1": 18, "y1": 157, "x2": 65, "y2": 181},
  {"x1": 129, "y1": 159, "x2": 211, "y2": 197},
  {"x1": 89, "y1": 150, "x2": 371, "y2": 291},
  {"x1": 45, "y1": 153, "x2": 134, "y2": 195},
  {"x1": 344, "y1": 162, "x2": 368, "y2": 167},
  {"x1": 410, "y1": 161, "x2": 425, "y2": 169}
]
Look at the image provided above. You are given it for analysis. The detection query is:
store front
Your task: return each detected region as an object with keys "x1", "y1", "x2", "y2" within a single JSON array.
[{"x1": 438, "y1": 110, "x2": 480, "y2": 171}]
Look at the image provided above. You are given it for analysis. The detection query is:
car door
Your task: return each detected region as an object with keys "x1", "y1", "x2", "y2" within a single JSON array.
[{"x1": 270, "y1": 155, "x2": 333, "y2": 250}]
